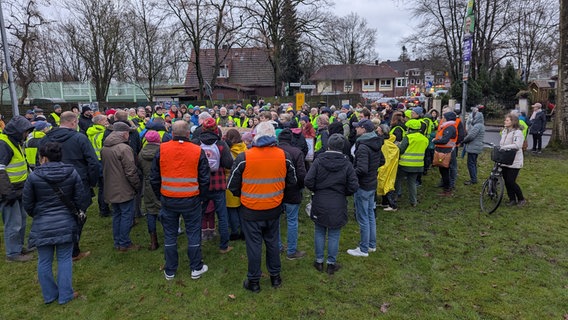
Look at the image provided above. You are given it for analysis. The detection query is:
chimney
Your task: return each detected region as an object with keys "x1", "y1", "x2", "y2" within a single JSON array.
[{"x1": 375, "y1": 60, "x2": 379, "y2": 65}]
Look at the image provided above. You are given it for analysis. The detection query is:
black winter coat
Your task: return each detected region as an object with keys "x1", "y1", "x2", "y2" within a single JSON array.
[
  {"x1": 23, "y1": 162, "x2": 86, "y2": 247},
  {"x1": 353, "y1": 133, "x2": 385, "y2": 191},
  {"x1": 40, "y1": 127, "x2": 99, "y2": 192},
  {"x1": 528, "y1": 110, "x2": 547, "y2": 134},
  {"x1": 305, "y1": 151, "x2": 358, "y2": 228},
  {"x1": 278, "y1": 142, "x2": 306, "y2": 204}
]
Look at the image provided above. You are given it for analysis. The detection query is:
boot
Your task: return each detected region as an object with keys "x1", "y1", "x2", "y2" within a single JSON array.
[
  {"x1": 243, "y1": 279, "x2": 261, "y2": 293},
  {"x1": 149, "y1": 232, "x2": 159, "y2": 251}
]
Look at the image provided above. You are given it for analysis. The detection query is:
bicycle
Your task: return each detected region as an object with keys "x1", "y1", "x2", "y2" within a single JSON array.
[{"x1": 479, "y1": 142, "x2": 510, "y2": 214}]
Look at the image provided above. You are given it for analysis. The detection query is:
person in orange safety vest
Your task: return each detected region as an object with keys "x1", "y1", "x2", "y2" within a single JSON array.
[
  {"x1": 150, "y1": 120, "x2": 210, "y2": 281},
  {"x1": 227, "y1": 121, "x2": 297, "y2": 293}
]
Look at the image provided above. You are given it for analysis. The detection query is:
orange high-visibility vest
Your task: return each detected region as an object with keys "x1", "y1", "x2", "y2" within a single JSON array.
[
  {"x1": 160, "y1": 140, "x2": 201, "y2": 198},
  {"x1": 435, "y1": 121, "x2": 457, "y2": 148},
  {"x1": 241, "y1": 146, "x2": 286, "y2": 210}
]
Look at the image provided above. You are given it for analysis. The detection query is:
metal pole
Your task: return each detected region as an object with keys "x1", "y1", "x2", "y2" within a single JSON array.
[
  {"x1": 461, "y1": 80, "x2": 467, "y2": 118},
  {"x1": 0, "y1": 0, "x2": 19, "y2": 115}
]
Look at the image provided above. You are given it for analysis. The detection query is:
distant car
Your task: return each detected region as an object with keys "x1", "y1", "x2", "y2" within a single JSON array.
[{"x1": 375, "y1": 98, "x2": 399, "y2": 109}]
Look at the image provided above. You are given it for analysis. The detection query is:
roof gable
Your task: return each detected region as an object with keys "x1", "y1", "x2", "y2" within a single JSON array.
[{"x1": 185, "y1": 48, "x2": 274, "y2": 88}]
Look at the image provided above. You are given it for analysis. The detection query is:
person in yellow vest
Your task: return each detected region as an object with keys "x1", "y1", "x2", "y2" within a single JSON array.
[
  {"x1": 395, "y1": 119, "x2": 429, "y2": 207},
  {"x1": 25, "y1": 121, "x2": 52, "y2": 170},
  {"x1": 150, "y1": 120, "x2": 211, "y2": 281},
  {"x1": 132, "y1": 107, "x2": 147, "y2": 134},
  {"x1": 228, "y1": 121, "x2": 297, "y2": 293},
  {"x1": 87, "y1": 115, "x2": 111, "y2": 217},
  {"x1": 47, "y1": 104, "x2": 63, "y2": 127},
  {"x1": 0, "y1": 115, "x2": 35, "y2": 262}
]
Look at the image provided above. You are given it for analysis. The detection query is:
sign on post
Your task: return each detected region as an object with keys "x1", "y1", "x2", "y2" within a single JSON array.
[{"x1": 295, "y1": 92, "x2": 305, "y2": 110}]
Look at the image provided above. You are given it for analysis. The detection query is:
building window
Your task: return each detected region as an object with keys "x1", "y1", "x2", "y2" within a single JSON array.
[
  {"x1": 344, "y1": 80, "x2": 353, "y2": 92},
  {"x1": 396, "y1": 78, "x2": 407, "y2": 87},
  {"x1": 219, "y1": 65, "x2": 229, "y2": 78},
  {"x1": 412, "y1": 70, "x2": 421, "y2": 76},
  {"x1": 379, "y1": 79, "x2": 392, "y2": 89},
  {"x1": 410, "y1": 79, "x2": 415, "y2": 84},
  {"x1": 362, "y1": 79, "x2": 376, "y2": 91},
  {"x1": 416, "y1": 79, "x2": 422, "y2": 84}
]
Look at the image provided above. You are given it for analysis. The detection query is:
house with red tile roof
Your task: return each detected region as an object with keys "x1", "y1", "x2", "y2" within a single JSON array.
[
  {"x1": 309, "y1": 63, "x2": 404, "y2": 98},
  {"x1": 184, "y1": 47, "x2": 275, "y2": 100}
]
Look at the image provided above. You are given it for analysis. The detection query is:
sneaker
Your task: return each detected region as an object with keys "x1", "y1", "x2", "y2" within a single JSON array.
[
  {"x1": 383, "y1": 206, "x2": 397, "y2": 212},
  {"x1": 243, "y1": 279, "x2": 261, "y2": 293},
  {"x1": 270, "y1": 274, "x2": 282, "y2": 288},
  {"x1": 347, "y1": 247, "x2": 369, "y2": 257},
  {"x1": 368, "y1": 247, "x2": 377, "y2": 253},
  {"x1": 21, "y1": 247, "x2": 36, "y2": 255},
  {"x1": 517, "y1": 199, "x2": 527, "y2": 207},
  {"x1": 506, "y1": 200, "x2": 517, "y2": 206},
  {"x1": 326, "y1": 263, "x2": 342, "y2": 275},
  {"x1": 191, "y1": 264, "x2": 208, "y2": 279},
  {"x1": 72, "y1": 251, "x2": 91, "y2": 261},
  {"x1": 463, "y1": 180, "x2": 477, "y2": 185},
  {"x1": 219, "y1": 246, "x2": 233, "y2": 254},
  {"x1": 164, "y1": 270, "x2": 175, "y2": 281},
  {"x1": 6, "y1": 253, "x2": 33, "y2": 262},
  {"x1": 286, "y1": 251, "x2": 306, "y2": 260}
]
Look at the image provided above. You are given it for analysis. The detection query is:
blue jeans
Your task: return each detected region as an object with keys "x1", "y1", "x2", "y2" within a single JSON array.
[
  {"x1": 466, "y1": 153, "x2": 478, "y2": 183},
  {"x1": 111, "y1": 199, "x2": 135, "y2": 248},
  {"x1": 160, "y1": 197, "x2": 204, "y2": 274},
  {"x1": 227, "y1": 207, "x2": 241, "y2": 236},
  {"x1": 242, "y1": 218, "x2": 281, "y2": 281},
  {"x1": 37, "y1": 242, "x2": 74, "y2": 304},
  {"x1": 354, "y1": 188, "x2": 377, "y2": 253},
  {"x1": 279, "y1": 203, "x2": 300, "y2": 255},
  {"x1": 449, "y1": 148, "x2": 458, "y2": 188},
  {"x1": 314, "y1": 224, "x2": 341, "y2": 264},
  {"x1": 1, "y1": 199, "x2": 27, "y2": 257},
  {"x1": 201, "y1": 191, "x2": 230, "y2": 250}
]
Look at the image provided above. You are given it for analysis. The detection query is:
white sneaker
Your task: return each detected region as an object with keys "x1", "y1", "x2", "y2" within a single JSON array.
[
  {"x1": 347, "y1": 247, "x2": 369, "y2": 257},
  {"x1": 383, "y1": 206, "x2": 398, "y2": 212},
  {"x1": 164, "y1": 270, "x2": 175, "y2": 281},
  {"x1": 368, "y1": 247, "x2": 377, "y2": 253},
  {"x1": 191, "y1": 264, "x2": 208, "y2": 279}
]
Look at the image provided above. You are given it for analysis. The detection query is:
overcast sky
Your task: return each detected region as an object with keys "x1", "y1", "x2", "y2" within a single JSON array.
[{"x1": 329, "y1": 0, "x2": 417, "y2": 62}]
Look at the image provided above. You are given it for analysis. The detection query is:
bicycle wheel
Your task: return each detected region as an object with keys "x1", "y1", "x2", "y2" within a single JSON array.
[{"x1": 480, "y1": 176, "x2": 505, "y2": 214}]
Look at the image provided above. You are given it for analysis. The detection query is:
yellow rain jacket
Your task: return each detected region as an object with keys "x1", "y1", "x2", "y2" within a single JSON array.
[
  {"x1": 226, "y1": 142, "x2": 248, "y2": 208},
  {"x1": 377, "y1": 135, "x2": 400, "y2": 196}
]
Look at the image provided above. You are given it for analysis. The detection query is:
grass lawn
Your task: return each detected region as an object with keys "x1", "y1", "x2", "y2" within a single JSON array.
[{"x1": 1, "y1": 149, "x2": 567, "y2": 319}]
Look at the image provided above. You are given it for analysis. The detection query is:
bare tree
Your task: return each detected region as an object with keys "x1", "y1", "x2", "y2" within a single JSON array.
[
  {"x1": 243, "y1": 0, "x2": 328, "y2": 96},
  {"x1": 4, "y1": 0, "x2": 49, "y2": 104},
  {"x1": 506, "y1": 0, "x2": 559, "y2": 82},
  {"x1": 552, "y1": 0, "x2": 567, "y2": 147},
  {"x1": 60, "y1": 0, "x2": 126, "y2": 103},
  {"x1": 37, "y1": 24, "x2": 88, "y2": 82},
  {"x1": 320, "y1": 12, "x2": 378, "y2": 65},
  {"x1": 123, "y1": 0, "x2": 177, "y2": 102}
]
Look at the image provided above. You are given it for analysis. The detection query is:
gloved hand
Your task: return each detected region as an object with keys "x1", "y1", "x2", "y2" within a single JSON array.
[{"x1": 3, "y1": 192, "x2": 19, "y2": 206}]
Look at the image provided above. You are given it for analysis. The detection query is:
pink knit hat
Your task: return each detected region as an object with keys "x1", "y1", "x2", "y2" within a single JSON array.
[{"x1": 145, "y1": 130, "x2": 161, "y2": 144}]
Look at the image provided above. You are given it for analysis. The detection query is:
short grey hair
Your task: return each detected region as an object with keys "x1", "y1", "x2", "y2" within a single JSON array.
[
  {"x1": 198, "y1": 111, "x2": 212, "y2": 121},
  {"x1": 254, "y1": 121, "x2": 276, "y2": 142}
]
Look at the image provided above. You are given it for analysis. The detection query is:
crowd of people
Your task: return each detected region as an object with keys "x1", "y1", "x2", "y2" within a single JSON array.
[{"x1": 0, "y1": 98, "x2": 539, "y2": 302}]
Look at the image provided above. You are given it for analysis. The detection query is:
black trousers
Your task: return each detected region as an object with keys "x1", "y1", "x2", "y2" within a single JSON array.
[
  {"x1": 242, "y1": 217, "x2": 281, "y2": 281},
  {"x1": 502, "y1": 167, "x2": 524, "y2": 202},
  {"x1": 531, "y1": 133, "x2": 543, "y2": 151}
]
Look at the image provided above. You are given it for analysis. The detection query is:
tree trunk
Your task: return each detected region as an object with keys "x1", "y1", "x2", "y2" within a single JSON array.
[{"x1": 551, "y1": 0, "x2": 568, "y2": 148}]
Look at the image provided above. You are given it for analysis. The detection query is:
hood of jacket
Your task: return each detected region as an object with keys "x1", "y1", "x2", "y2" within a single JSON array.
[
  {"x1": 3, "y1": 115, "x2": 34, "y2": 142},
  {"x1": 140, "y1": 143, "x2": 159, "y2": 161},
  {"x1": 86, "y1": 124, "x2": 106, "y2": 137},
  {"x1": 33, "y1": 162, "x2": 76, "y2": 185},
  {"x1": 103, "y1": 131, "x2": 129, "y2": 147},
  {"x1": 230, "y1": 142, "x2": 248, "y2": 158},
  {"x1": 356, "y1": 132, "x2": 382, "y2": 152},
  {"x1": 45, "y1": 127, "x2": 77, "y2": 144},
  {"x1": 145, "y1": 120, "x2": 167, "y2": 132},
  {"x1": 470, "y1": 111, "x2": 484, "y2": 126},
  {"x1": 253, "y1": 135, "x2": 277, "y2": 147},
  {"x1": 318, "y1": 151, "x2": 347, "y2": 172},
  {"x1": 198, "y1": 130, "x2": 220, "y2": 145}
]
